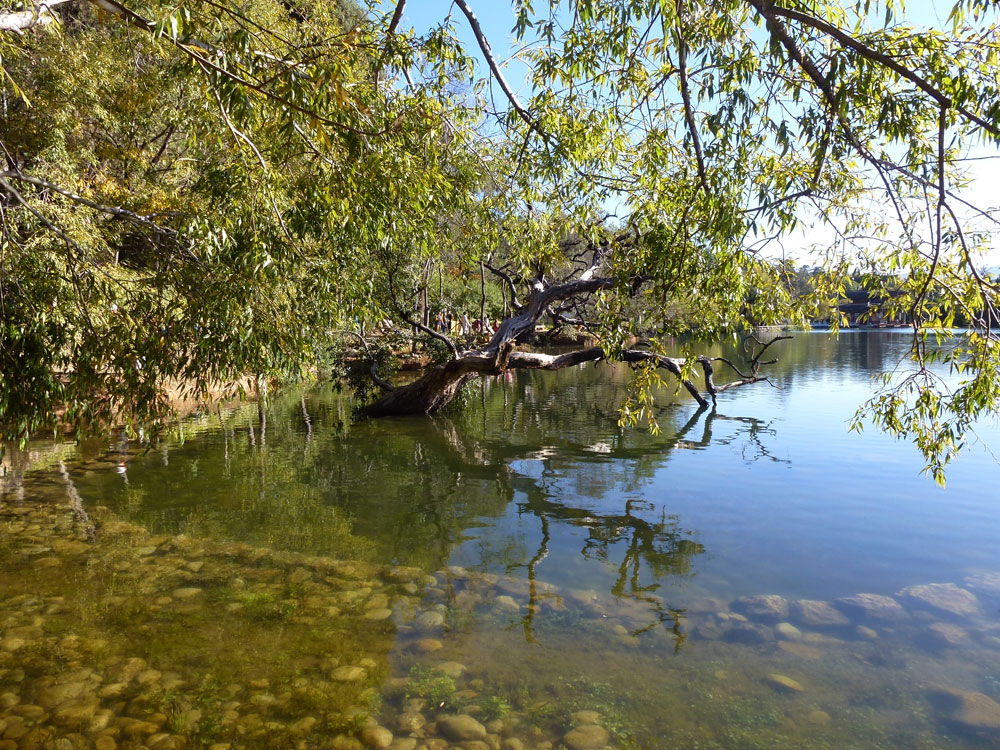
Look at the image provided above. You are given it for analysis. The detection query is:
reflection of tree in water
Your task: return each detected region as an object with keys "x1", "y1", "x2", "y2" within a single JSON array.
[
  {"x1": 494, "y1": 405, "x2": 782, "y2": 648},
  {"x1": 62, "y1": 368, "x2": 788, "y2": 650},
  {"x1": 513, "y1": 495, "x2": 701, "y2": 649},
  {"x1": 381, "y1": 392, "x2": 788, "y2": 648},
  {"x1": 697, "y1": 409, "x2": 790, "y2": 465}
]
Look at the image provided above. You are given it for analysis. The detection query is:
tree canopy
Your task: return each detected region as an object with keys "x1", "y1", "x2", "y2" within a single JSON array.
[{"x1": 1, "y1": 0, "x2": 999, "y2": 480}]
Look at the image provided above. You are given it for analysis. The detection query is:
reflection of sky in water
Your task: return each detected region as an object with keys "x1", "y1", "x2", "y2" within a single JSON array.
[{"x1": 445, "y1": 331, "x2": 1000, "y2": 605}]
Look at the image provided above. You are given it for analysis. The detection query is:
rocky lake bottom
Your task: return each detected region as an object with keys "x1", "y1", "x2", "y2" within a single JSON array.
[{"x1": 2, "y1": 479, "x2": 1000, "y2": 750}]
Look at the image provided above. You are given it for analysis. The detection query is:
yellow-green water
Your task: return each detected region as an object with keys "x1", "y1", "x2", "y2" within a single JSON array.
[{"x1": 3, "y1": 331, "x2": 1000, "y2": 749}]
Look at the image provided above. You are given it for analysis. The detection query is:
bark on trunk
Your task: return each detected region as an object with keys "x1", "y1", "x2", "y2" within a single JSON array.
[
  {"x1": 364, "y1": 362, "x2": 476, "y2": 417},
  {"x1": 363, "y1": 344, "x2": 777, "y2": 417},
  {"x1": 363, "y1": 253, "x2": 786, "y2": 418},
  {"x1": 0, "y1": 0, "x2": 72, "y2": 31}
]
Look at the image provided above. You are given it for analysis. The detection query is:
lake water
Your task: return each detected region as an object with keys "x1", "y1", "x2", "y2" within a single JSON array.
[{"x1": 2, "y1": 330, "x2": 1000, "y2": 750}]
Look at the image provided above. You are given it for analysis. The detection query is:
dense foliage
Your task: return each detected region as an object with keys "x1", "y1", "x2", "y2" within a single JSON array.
[
  {"x1": 1, "y1": 0, "x2": 490, "y2": 436},
  {"x1": 1, "y1": 0, "x2": 999, "y2": 479}
]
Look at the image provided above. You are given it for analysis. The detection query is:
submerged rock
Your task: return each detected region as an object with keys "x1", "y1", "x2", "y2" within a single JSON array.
[
  {"x1": 108, "y1": 657, "x2": 148, "y2": 684},
  {"x1": 775, "y1": 622, "x2": 803, "y2": 641},
  {"x1": 385, "y1": 566, "x2": 422, "y2": 583},
  {"x1": 926, "y1": 623, "x2": 972, "y2": 648},
  {"x1": 765, "y1": 673, "x2": 804, "y2": 693},
  {"x1": 733, "y1": 595, "x2": 789, "y2": 621},
  {"x1": 928, "y1": 687, "x2": 1000, "y2": 732},
  {"x1": 722, "y1": 622, "x2": 774, "y2": 644},
  {"x1": 563, "y1": 723, "x2": 609, "y2": 749},
  {"x1": 331, "y1": 666, "x2": 366, "y2": 682},
  {"x1": 136, "y1": 669, "x2": 162, "y2": 685},
  {"x1": 807, "y1": 709, "x2": 832, "y2": 726},
  {"x1": 777, "y1": 641, "x2": 823, "y2": 660},
  {"x1": 52, "y1": 696, "x2": 100, "y2": 725},
  {"x1": 569, "y1": 710, "x2": 601, "y2": 725},
  {"x1": 0, "y1": 637, "x2": 25, "y2": 652},
  {"x1": 395, "y1": 712, "x2": 425, "y2": 733},
  {"x1": 171, "y1": 587, "x2": 203, "y2": 600},
  {"x1": 963, "y1": 571, "x2": 1000, "y2": 600},
  {"x1": 801, "y1": 632, "x2": 843, "y2": 646},
  {"x1": 332, "y1": 735, "x2": 366, "y2": 750},
  {"x1": 35, "y1": 681, "x2": 89, "y2": 709},
  {"x1": 791, "y1": 600, "x2": 849, "y2": 628},
  {"x1": 453, "y1": 590, "x2": 480, "y2": 611},
  {"x1": 360, "y1": 724, "x2": 394, "y2": 749},
  {"x1": 681, "y1": 596, "x2": 729, "y2": 614},
  {"x1": 435, "y1": 714, "x2": 487, "y2": 742},
  {"x1": 897, "y1": 583, "x2": 981, "y2": 619},
  {"x1": 692, "y1": 618, "x2": 726, "y2": 641},
  {"x1": 976, "y1": 625, "x2": 1000, "y2": 650},
  {"x1": 415, "y1": 611, "x2": 446, "y2": 630},
  {"x1": 435, "y1": 661, "x2": 466, "y2": 679},
  {"x1": 568, "y1": 589, "x2": 601, "y2": 608},
  {"x1": 408, "y1": 638, "x2": 443, "y2": 653},
  {"x1": 834, "y1": 593, "x2": 907, "y2": 622},
  {"x1": 494, "y1": 595, "x2": 520, "y2": 612},
  {"x1": 855, "y1": 626, "x2": 878, "y2": 640},
  {"x1": 120, "y1": 718, "x2": 161, "y2": 737}
]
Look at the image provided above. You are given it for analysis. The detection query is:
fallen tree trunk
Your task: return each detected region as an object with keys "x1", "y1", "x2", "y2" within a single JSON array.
[
  {"x1": 364, "y1": 235, "x2": 788, "y2": 418},
  {"x1": 363, "y1": 342, "x2": 785, "y2": 417}
]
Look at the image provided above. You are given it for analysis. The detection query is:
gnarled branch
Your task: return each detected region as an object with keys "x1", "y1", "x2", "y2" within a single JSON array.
[{"x1": 365, "y1": 339, "x2": 789, "y2": 417}]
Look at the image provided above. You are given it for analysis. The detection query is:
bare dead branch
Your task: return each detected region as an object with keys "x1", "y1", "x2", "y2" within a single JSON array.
[
  {"x1": 483, "y1": 260, "x2": 524, "y2": 309},
  {"x1": 746, "y1": 334, "x2": 793, "y2": 370},
  {"x1": 453, "y1": 0, "x2": 537, "y2": 132},
  {"x1": 675, "y1": 0, "x2": 709, "y2": 194},
  {"x1": 396, "y1": 303, "x2": 460, "y2": 359}
]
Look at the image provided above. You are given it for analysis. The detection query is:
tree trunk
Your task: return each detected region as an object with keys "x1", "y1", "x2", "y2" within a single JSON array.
[
  {"x1": 365, "y1": 261, "x2": 787, "y2": 418},
  {"x1": 364, "y1": 363, "x2": 475, "y2": 417},
  {"x1": 363, "y1": 344, "x2": 778, "y2": 417}
]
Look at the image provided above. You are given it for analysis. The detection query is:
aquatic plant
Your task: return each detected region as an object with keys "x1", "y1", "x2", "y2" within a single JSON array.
[
  {"x1": 475, "y1": 694, "x2": 511, "y2": 722},
  {"x1": 406, "y1": 664, "x2": 458, "y2": 710},
  {"x1": 235, "y1": 591, "x2": 298, "y2": 622}
]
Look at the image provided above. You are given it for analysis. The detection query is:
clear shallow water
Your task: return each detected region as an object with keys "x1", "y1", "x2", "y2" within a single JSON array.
[{"x1": 3, "y1": 330, "x2": 1000, "y2": 749}]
